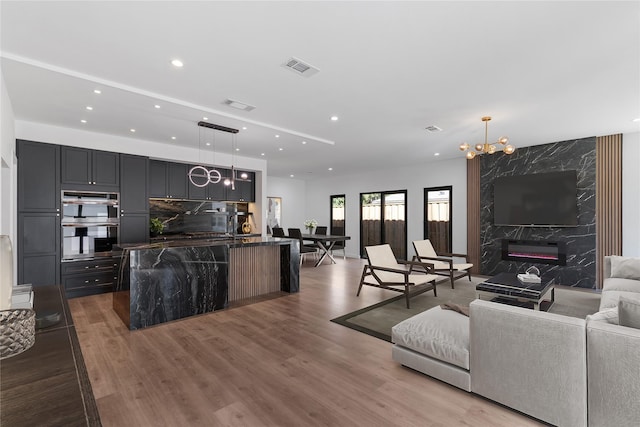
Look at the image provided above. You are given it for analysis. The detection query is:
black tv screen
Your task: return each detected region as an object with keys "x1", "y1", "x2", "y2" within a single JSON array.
[{"x1": 493, "y1": 170, "x2": 578, "y2": 226}]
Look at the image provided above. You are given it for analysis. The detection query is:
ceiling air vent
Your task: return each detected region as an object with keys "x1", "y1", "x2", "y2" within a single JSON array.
[
  {"x1": 425, "y1": 125, "x2": 443, "y2": 133},
  {"x1": 223, "y1": 99, "x2": 256, "y2": 112},
  {"x1": 283, "y1": 57, "x2": 320, "y2": 77}
]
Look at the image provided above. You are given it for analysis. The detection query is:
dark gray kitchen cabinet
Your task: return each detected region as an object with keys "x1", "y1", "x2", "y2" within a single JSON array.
[
  {"x1": 225, "y1": 171, "x2": 255, "y2": 202},
  {"x1": 120, "y1": 154, "x2": 148, "y2": 214},
  {"x1": 18, "y1": 212, "x2": 60, "y2": 287},
  {"x1": 120, "y1": 214, "x2": 149, "y2": 244},
  {"x1": 61, "y1": 258, "x2": 117, "y2": 298},
  {"x1": 17, "y1": 140, "x2": 60, "y2": 213},
  {"x1": 188, "y1": 165, "x2": 228, "y2": 201},
  {"x1": 61, "y1": 146, "x2": 119, "y2": 189},
  {"x1": 120, "y1": 154, "x2": 149, "y2": 245},
  {"x1": 149, "y1": 160, "x2": 188, "y2": 199},
  {"x1": 17, "y1": 140, "x2": 61, "y2": 286}
]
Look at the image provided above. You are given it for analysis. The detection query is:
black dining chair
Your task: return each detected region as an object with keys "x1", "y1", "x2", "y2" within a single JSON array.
[
  {"x1": 288, "y1": 228, "x2": 318, "y2": 265},
  {"x1": 315, "y1": 226, "x2": 327, "y2": 235},
  {"x1": 272, "y1": 227, "x2": 285, "y2": 237}
]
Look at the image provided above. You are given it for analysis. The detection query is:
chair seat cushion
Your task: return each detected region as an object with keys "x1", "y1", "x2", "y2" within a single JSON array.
[
  {"x1": 431, "y1": 261, "x2": 473, "y2": 271},
  {"x1": 391, "y1": 306, "x2": 469, "y2": 370}
]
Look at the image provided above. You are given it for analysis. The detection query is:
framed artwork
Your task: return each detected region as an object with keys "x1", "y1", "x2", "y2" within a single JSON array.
[{"x1": 267, "y1": 196, "x2": 282, "y2": 232}]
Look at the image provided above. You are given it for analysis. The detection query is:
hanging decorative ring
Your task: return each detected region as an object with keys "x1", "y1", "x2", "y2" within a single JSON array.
[{"x1": 188, "y1": 165, "x2": 222, "y2": 187}]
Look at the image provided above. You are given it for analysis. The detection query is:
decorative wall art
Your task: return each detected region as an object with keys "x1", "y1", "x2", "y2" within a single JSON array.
[{"x1": 267, "y1": 197, "x2": 282, "y2": 233}]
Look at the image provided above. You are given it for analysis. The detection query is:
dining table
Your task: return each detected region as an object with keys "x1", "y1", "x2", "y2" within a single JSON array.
[{"x1": 298, "y1": 233, "x2": 351, "y2": 267}]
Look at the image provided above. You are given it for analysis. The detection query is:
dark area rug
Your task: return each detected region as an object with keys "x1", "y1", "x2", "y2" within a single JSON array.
[{"x1": 331, "y1": 277, "x2": 601, "y2": 342}]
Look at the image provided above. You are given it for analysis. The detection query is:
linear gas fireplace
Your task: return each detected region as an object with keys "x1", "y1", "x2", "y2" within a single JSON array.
[{"x1": 501, "y1": 239, "x2": 566, "y2": 266}]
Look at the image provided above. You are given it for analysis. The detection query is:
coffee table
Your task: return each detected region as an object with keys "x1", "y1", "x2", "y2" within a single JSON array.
[{"x1": 476, "y1": 272, "x2": 555, "y2": 310}]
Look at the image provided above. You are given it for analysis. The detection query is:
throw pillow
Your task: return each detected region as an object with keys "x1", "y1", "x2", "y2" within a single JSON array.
[
  {"x1": 618, "y1": 296, "x2": 640, "y2": 329},
  {"x1": 610, "y1": 256, "x2": 640, "y2": 280},
  {"x1": 586, "y1": 307, "x2": 619, "y2": 325}
]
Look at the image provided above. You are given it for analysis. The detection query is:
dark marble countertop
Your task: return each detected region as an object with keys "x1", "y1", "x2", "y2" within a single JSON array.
[{"x1": 115, "y1": 236, "x2": 294, "y2": 251}]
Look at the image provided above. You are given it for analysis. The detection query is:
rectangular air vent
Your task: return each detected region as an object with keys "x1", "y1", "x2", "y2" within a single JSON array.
[
  {"x1": 283, "y1": 57, "x2": 320, "y2": 77},
  {"x1": 425, "y1": 125, "x2": 443, "y2": 133},
  {"x1": 223, "y1": 99, "x2": 256, "y2": 112}
]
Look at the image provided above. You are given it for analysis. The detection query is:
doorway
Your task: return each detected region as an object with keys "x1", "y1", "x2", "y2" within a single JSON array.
[
  {"x1": 423, "y1": 186, "x2": 452, "y2": 254},
  {"x1": 360, "y1": 190, "x2": 407, "y2": 259}
]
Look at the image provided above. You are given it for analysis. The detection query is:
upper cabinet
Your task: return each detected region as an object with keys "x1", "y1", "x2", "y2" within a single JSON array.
[
  {"x1": 226, "y1": 171, "x2": 255, "y2": 202},
  {"x1": 149, "y1": 160, "x2": 188, "y2": 199},
  {"x1": 61, "y1": 147, "x2": 119, "y2": 189},
  {"x1": 188, "y1": 165, "x2": 228, "y2": 201}
]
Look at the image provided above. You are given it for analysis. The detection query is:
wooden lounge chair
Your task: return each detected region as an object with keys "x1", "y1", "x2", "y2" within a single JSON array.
[{"x1": 412, "y1": 239, "x2": 473, "y2": 289}]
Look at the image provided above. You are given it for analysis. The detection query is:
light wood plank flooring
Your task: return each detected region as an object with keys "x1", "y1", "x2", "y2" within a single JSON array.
[{"x1": 69, "y1": 257, "x2": 544, "y2": 426}]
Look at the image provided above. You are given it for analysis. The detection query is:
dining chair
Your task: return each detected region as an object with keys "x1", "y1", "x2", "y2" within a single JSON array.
[
  {"x1": 412, "y1": 239, "x2": 473, "y2": 289},
  {"x1": 287, "y1": 228, "x2": 318, "y2": 265},
  {"x1": 358, "y1": 244, "x2": 438, "y2": 308},
  {"x1": 272, "y1": 227, "x2": 285, "y2": 237}
]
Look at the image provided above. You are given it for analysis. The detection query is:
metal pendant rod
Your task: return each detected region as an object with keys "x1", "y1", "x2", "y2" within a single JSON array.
[{"x1": 197, "y1": 121, "x2": 239, "y2": 134}]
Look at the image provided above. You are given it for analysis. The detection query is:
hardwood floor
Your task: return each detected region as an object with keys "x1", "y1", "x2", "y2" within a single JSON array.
[{"x1": 69, "y1": 257, "x2": 544, "y2": 426}]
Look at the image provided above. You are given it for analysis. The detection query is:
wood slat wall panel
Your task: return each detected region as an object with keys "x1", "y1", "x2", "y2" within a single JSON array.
[
  {"x1": 596, "y1": 134, "x2": 623, "y2": 288},
  {"x1": 467, "y1": 157, "x2": 481, "y2": 274},
  {"x1": 229, "y1": 246, "x2": 281, "y2": 301}
]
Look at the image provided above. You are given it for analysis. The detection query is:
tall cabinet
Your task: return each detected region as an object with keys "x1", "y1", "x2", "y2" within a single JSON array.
[
  {"x1": 120, "y1": 154, "x2": 149, "y2": 244},
  {"x1": 17, "y1": 140, "x2": 61, "y2": 286}
]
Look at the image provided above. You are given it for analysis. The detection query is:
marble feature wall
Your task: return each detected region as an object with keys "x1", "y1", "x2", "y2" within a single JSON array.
[{"x1": 480, "y1": 137, "x2": 596, "y2": 288}]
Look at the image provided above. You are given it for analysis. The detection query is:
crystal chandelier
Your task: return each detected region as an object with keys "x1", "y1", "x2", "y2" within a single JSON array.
[{"x1": 459, "y1": 116, "x2": 515, "y2": 159}]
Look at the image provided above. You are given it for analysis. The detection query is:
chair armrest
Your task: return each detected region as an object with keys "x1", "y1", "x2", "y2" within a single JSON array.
[
  {"x1": 415, "y1": 255, "x2": 454, "y2": 266},
  {"x1": 406, "y1": 257, "x2": 435, "y2": 273}
]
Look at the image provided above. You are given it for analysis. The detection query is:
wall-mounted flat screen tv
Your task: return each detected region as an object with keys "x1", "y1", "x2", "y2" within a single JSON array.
[{"x1": 493, "y1": 170, "x2": 578, "y2": 227}]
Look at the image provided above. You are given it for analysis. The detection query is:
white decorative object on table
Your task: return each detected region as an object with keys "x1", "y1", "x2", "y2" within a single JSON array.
[{"x1": 304, "y1": 219, "x2": 318, "y2": 234}]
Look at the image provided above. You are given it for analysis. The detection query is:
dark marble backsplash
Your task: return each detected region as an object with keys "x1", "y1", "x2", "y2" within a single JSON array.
[
  {"x1": 480, "y1": 137, "x2": 596, "y2": 288},
  {"x1": 149, "y1": 200, "x2": 249, "y2": 236}
]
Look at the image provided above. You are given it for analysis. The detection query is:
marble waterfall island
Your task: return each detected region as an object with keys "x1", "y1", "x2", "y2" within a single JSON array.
[{"x1": 113, "y1": 237, "x2": 299, "y2": 330}]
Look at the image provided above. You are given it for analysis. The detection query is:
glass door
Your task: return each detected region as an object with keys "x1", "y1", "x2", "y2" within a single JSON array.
[
  {"x1": 330, "y1": 195, "x2": 345, "y2": 236},
  {"x1": 423, "y1": 186, "x2": 452, "y2": 254},
  {"x1": 360, "y1": 190, "x2": 407, "y2": 259}
]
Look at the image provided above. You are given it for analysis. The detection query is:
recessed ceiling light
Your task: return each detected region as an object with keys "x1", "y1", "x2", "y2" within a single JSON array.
[
  {"x1": 86, "y1": 106, "x2": 93, "y2": 111},
  {"x1": 301, "y1": 140, "x2": 307, "y2": 145},
  {"x1": 80, "y1": 119, "x2": 87, "y2": 123},
  {"x1": 93, "y1": 89, "x2": 101, "y2": 94},
  {"x1": 130, "y1": 129, "x2": 136, "y2": 133},
  {"x1": 279, "y1": 148, "x2": 284, "y2": 151},
  {"x1": 203, "y1": 117, "x2": 208, "y2": 121},
  {"x1": 171, "y1": 136, "x2": 176, "y2": 140},
  {"x1": 634, "y1": 118, "x2": 640, "y2": 122},
  {"x1": 206, "y1": 142, "x2": 211, "y2": 146},
  {"x1": 330, "y1": 116, "x2": 339, "y2": 121},
  {"x1": 275, "y1": 134, "x2": 280, "y2": 138},
  {"x1": 242, "y1": 126, "x2": 247, "y2": 130},
  {"x1": 154, "y1": 104, "x2": 161, "y2": 109},
  {"x1": 434, "y1": 153, "x2": 440, "y2": 156},
  {"x1": 290, "y1": 174, "x2": 295, "y2": 178},
  {"x1": 328, "y1": 167, "x2": 333, "y2": 171},
  {"x1": 261, "y1": 153, "x2": 265, "y2": 156},
  {"x1": 235, "y1": 148, "x2": 240, "y2": 152},
  {"x1": 171, "y1": 59, "x2": 184, "y2": 67}
]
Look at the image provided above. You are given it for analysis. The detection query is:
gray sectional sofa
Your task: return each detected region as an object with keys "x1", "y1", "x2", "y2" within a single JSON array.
[{"x1": 391, "y1": 255, "x2": 640, "y2": 427}]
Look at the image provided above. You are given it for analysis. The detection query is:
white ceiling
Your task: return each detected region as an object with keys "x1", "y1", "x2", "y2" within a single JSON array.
[{"x1": 1, "y1": 1, "x2": 639, "y2": 180}]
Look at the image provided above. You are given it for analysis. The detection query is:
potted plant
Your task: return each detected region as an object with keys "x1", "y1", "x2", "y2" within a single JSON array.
[
  {"x1": 304, "y1": 219, "x2": 318, "y2": 234},
  {"x1": 149, "y1": 218, "x2": 164, "y2": 237}
]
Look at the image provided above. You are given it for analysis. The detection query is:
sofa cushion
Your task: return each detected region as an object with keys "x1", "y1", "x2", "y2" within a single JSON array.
[
  {"x1": 610, "y1": 256, "x2": 640, "y2": 280},
  {"x1": 619, "y1": 296, "x2": 640, "y2": 329},
  {"x1": 391, "y1": 306, "x2": 469, "y2": 370},
  {"x1": 586, "y1": 307, "x2": 619, "y2": 325}
]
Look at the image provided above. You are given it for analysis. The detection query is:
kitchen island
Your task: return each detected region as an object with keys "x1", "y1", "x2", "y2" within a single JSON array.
[{"x1": 113, "y1": 236, "x2": 299, "y2": 330}]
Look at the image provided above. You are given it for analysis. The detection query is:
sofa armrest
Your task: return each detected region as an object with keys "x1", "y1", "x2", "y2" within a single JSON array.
[
  {"x1": 469, "y1": 299, "x2": 587, "y2": 427},
  {"x1": 587, "y1": 321, "x2": 640, "y2": 427},
  {"x1": 603, "y1": 255, "x2": 612, "y2": 280}
]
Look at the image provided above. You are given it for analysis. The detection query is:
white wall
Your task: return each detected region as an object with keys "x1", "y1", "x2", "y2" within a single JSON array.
[
  {"x1": 623, "y1": 131, "x2": 640, "y2": 256},
  {"x1": 266, "y1": 176, "x2": 307, "y2": 233},
  {"x1": 0, "y1": 69, "x2": 17, "y2": 308},
  {"x1": 304, "y1": 156, "x2": 468, "y2": 258}
]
